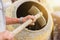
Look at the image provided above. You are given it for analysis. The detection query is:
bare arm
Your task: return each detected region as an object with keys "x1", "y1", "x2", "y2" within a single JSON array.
[
  {"x1": 6, "y1": 17, "x2": 20, "y2": 25},
  {"x1": 6, "y1": 15, "x2": 36, "y2": 25}
]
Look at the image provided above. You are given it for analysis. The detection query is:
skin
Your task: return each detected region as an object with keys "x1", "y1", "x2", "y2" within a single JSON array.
[
  {"x1": 0, "y1": 31, "x2": 14, "y2": 40},
  {"x1": 6, "y1": 15, "x2": 36, "y2": 25},
  {"x1": 0, "y1": 15, "x2": 36, "y2": 40},
  {"x1": 0, "y1": 0, "x2": 36, "y2": 40}
]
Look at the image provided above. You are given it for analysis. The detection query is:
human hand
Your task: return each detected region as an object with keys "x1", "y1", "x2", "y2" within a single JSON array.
[
  {"x1": 20, "y1": 15, "x2": 36, "y2": 25},
  {"x1": 6, "y1": 15, "x2": 36, "y2": 25},
  {"x1": 0, "y1": 30, "x2": 14, "y2": 40}
]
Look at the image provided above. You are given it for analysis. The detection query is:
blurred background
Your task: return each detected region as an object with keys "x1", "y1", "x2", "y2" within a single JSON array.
[{"x1": 2, "y1": 0, "x2": 60, "y2": 40}]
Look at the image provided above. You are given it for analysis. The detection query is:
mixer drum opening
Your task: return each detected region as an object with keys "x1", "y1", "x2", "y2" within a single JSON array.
[{"x1": 16, "y1": 1, "x2": 48, "y2": 31}]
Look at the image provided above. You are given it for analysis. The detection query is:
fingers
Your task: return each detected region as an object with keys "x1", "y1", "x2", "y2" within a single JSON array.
[
  {"x1": 22, "y1": 15, "x2": 36, "y2": 26},
  {"x1": 25, "y1": 15, "x2": 36, "y2": 22},
  {"x1": 7, "y1": 32, "x2": 14, "y2": 40},
  {"x1": 19, "y1": 15, "x2": 36, "y2": 25},
  {"x1": 3, "y1": 30, "x2": 14, "y2": 40}
]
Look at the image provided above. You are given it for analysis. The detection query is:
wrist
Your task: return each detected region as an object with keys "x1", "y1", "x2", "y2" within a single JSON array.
[{"x1": 19, "y1": 17, "x2": 24, "y2": 24}]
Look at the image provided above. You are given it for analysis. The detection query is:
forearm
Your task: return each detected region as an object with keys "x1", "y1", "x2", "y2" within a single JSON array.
[
  {"x1": 6, "y1": 15, "x2": 35, "y2": 25},
  {"x1": 6, "y1": 17, "x2": 20, "y2": 25}
]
